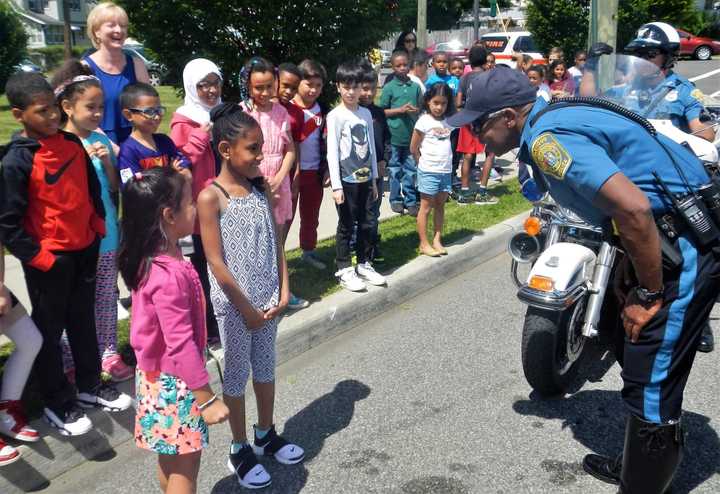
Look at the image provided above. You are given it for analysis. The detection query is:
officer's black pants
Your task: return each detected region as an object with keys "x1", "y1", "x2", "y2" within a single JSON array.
[
  {"x1": 23, "y1": 240, "x2": 102, "y2": 409},
  {"x1": 618, "y1": 232, "x2": 720, "y2": 424}
]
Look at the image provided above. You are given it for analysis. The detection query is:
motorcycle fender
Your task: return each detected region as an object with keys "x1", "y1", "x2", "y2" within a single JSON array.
[{"x1": 526, "y1": 242, "x2": 597, "y2": 292}]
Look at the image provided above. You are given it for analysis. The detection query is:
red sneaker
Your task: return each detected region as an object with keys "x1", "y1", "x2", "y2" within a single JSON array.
[
  {"x1": 101, "y1": 354, "x2": 134, "y2": 382},
  {"x1": 0, "y1": 400, "x2": 40, "y2": 443},
  {"x1": 0, "y1": 438, "x2": 20, "y2": 466}
]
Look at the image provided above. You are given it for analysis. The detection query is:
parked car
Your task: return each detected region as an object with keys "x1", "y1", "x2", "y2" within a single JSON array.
[
  {"x1": 123, "y1": 44, "x2": 168, "y2": 86},
  {"x1": 677, "y1": 29, "x2": 720, "y2": 60},
  {"x1": 13, "y1": 58, "x2": 43, "y2": 74},
  {"x1": 427, "y1": 40, "x2": 469, "y2": 62},
  {"x1": 480, "y1": 31, "x2": 545, "y2": 69}
]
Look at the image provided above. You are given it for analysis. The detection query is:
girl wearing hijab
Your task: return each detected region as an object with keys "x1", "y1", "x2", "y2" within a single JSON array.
[{"x1": 170, "y1": 58, "x2": 223, "y2": 342}]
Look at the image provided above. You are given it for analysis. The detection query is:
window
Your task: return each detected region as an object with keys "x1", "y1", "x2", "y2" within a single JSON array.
[
  {"x1": 28, "y1": 0, "x2": 44, "y2": 13},
  {"x1": 514, "y1": 36, "x2": 538, "y2": 53},
  {"x1": 45, "y1": 26, "x2": 64, "y2": 45},
  {"x1": 68, "y1": 0, "x2": 81, "y2": 11}
]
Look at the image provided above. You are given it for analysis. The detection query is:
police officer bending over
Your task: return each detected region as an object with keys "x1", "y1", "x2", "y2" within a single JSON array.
[{"x1": 449, "y1": 66, "x2": 720, "y2": 493}]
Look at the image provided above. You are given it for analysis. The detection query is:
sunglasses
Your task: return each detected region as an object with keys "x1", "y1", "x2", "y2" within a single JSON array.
[
  {"x1": 128, "y1": 106, "x2": 167, "y2": 118},
  {"x1": 638, "y1": 49, "x2": 661, "y2": 60},
  {"x1": 471, "y1": 108, "x2": 506, "y2": 135}
]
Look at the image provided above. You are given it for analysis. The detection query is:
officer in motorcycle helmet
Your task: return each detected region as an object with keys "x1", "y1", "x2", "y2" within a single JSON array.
[
  {"x1": 450, "y1": 66, "x2": 720, "y2": 494},
  {"x1": 582, "y1": 22, "x2": 717, "y2": 352},
  {"x1": 581, "y1": 22, "x2": 716, "y2": 143}
]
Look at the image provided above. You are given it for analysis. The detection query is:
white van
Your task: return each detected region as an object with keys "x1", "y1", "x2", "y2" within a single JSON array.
[{"x1": 480, "y1": 31, "x2": 546, "y2": 69}]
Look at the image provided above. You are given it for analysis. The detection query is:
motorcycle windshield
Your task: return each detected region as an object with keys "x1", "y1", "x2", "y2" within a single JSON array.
[{"x1": 581, "y1": 54, "x2": 683, "y2": 120}]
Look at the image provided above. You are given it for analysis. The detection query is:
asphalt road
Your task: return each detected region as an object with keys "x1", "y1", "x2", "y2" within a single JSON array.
[
  {"x1": 42, "y1": 253, "x2": 720, "y2": 493},
  {"x1": 674, "y1": 59, "x2": 720, "y2": 98}
]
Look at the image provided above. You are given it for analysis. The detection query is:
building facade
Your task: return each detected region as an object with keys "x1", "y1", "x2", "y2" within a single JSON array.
[{"x1": 9, "y1": 0, "x2": 95, "y2": 49}]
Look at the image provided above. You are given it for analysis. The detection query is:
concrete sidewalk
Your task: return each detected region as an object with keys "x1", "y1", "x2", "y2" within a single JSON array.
[{"x1": 0, "y1": 206, "x2": 528, "y2": 493}]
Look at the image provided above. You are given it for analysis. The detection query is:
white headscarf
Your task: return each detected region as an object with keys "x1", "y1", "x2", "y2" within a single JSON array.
[{"x1": 175, "y1": 58, "x2": 223, "y2": 124}]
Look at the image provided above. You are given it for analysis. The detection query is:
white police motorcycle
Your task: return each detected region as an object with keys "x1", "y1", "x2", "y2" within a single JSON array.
[{"x1": 509, "y1": 54, "x2": 720, "y2": 396}]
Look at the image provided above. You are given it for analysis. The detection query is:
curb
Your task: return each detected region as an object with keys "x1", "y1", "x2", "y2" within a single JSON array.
[{"x1": 0, "y1": 210, "x2": 529, "y2": 493}]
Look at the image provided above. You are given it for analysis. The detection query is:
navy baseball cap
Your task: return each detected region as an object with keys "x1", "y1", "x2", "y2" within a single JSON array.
[{"x1": 448, "y1": 66, "x2": 537, "y2": 128}]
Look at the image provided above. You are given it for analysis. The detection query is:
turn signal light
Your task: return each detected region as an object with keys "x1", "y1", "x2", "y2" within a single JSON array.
[
  {"x1": 524, "y1": 216, "x2": 542, "y2": 237},
  {"x1": 529, "y1": 275, "x2": 554, "y2": 292}
]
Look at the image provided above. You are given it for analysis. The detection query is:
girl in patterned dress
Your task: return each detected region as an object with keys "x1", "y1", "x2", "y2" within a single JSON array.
[
  {"x1": 198, "y1": 103, "x2": 304, "y2": 490},
  {"x1": 118, "y1": 167, "x2": 228, "y2": 494}
]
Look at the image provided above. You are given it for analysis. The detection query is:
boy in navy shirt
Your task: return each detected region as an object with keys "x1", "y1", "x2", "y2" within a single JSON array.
[{"x1": 118, "y1": 83, "x2": 191, "y2": 185}]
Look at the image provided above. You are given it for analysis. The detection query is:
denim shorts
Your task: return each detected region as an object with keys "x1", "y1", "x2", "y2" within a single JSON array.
[{"x1": 417, "y1": 169, "x2": 452, "y2": 196}]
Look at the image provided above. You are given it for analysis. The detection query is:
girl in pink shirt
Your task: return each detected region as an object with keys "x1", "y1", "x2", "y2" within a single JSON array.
[
  {"x1": 170, "y1": 58, "x2": 224, "y2": 343},
  {"x1": 118, "y1": 167, "x2": 228, "y2": 494}
]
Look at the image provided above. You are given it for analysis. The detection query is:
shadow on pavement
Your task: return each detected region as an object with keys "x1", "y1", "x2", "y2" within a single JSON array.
[
  {"x1": 210, "y1": 379, "x2": 371, "y2": 494},
  {"x1": 513, "y1": 389, "x2": 720, "y2": 493}
]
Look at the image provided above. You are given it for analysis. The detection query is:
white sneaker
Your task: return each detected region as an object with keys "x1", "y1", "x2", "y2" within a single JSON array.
[
  {"x1": 336, "y1": 267, "x2": 366, "y2": 292},
  {"x1": 77, "y1": 383, "x2": 132, "y2": 412},
  {"x1": 356, "y1": 262, "x2": 386, "y2": 286},
  {"x1": 44, "y1": 403, "x2": 92, "y2": 436}
]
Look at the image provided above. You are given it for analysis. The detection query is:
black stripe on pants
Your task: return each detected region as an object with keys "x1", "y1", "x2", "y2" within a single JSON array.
[
  {"x1": 619, "y1": 233, "x2": 720, "y2": 423},
  {"x1": 335, "y1": 181, "x2": 374, "y2": 270},
  {"x1": 23, "y1": 240, "x2": 101, "y2": 408}
]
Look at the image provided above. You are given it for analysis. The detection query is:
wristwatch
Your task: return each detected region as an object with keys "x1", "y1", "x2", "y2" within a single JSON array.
[{"x1": 634, "y1": 286, "x2": 664, "y2": 304}]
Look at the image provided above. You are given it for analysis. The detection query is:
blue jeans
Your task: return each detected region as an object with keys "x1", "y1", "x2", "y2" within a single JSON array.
[{"x1": 388, "y1": 145, "x2": 417, "y2": 207}]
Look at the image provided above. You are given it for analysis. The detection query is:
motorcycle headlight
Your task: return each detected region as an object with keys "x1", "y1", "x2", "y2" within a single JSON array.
[{"x1": 508, "y1": 232, "x2": 541, "y2": 263}]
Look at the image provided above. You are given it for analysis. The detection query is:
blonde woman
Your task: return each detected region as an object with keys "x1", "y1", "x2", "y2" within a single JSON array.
[{"x1": 83, "y1": 2, "x2": 149, "y2": 144}]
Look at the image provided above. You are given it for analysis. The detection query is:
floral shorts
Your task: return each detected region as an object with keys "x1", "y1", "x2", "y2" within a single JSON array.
[{"x1": 134, "y1": 370, "x2": 208, "y2": 455}]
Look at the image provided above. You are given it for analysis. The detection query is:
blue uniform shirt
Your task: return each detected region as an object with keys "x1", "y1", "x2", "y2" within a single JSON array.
[
  {"x1": 605, "y1": 72, "x2": 704, "y2": 133},
  {"x1": 518, "y1": 98, "x2": 710, "y2": 226}
]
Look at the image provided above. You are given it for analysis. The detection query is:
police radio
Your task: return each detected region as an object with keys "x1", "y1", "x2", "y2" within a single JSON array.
[{"x1": 653, "y1": 172, "x2": 720, "y2": 247}]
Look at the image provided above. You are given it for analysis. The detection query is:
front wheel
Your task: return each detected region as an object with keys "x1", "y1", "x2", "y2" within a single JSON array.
[
  {"x1": 521, "y1": 299, "x2": 588, "y2": 396},
  {"x1": 694, "y1": 46, "x2": 712, "y2": 61}
]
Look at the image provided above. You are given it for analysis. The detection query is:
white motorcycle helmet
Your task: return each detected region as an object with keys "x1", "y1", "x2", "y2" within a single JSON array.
[{"x1": 624, "y1": 22, "x2": 680, "y2": 68}]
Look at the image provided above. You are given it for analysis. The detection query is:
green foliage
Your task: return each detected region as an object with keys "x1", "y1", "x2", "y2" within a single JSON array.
[
  {"x1": 527, "y1": 0, "x2": 707, "y2": 60},
  {"x1": 526, "y1": 0, "x2": 590, "y2": 59},
  {"x1": 30, "y1": 46, "x2": 87, "y2": 71},
  {"x1": 0, "y1": 0, "x2": 28, "y2": 94},
  {"x1": 117, "y1": 0, "x2": 410, "y2": 102}
]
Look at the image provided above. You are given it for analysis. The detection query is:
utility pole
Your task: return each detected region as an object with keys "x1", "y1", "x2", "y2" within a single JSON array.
[
  {"x1": 473, "y1": 0, "x2": 479, "y2": 43},
  {"x1": 417, "y1": 0, "x2": 427, "y2": 49},
  {"x1": 62, "y1": 0, "x2": 72, "y2": 59},
  {"x1": 588, "y1": 0, "x2": 618, "y2": 90}
]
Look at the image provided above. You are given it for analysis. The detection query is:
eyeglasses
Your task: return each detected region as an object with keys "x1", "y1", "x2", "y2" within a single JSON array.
[
  {"x1": 197, "y1": 80, "x2": 222, "y2": 90},
  {"x1": 471, "y1": 108, "x2": 506, "y2": 135},
  {"x1": 128, "y1": 106, "x2": 167, "y2": 118}
]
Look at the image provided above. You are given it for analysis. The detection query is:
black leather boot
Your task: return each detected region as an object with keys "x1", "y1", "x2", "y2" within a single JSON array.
[
  {"x1": 583, "y1": 452, "x2": 622, "y2": 485},
  {"x1": 618, "y1": 415, "x2": 683, "y2": 494},
  {"x1": 698, "y1": 323, "x2": 714, "y2": 353}
]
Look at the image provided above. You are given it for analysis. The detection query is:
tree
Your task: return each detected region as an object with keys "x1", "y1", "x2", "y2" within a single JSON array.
[
  {"x1": 118, "y1": 0, "x2": 409, "y2": 100},
  {"x1": 0, "y1": 0, "x2": 28, "y2": 94},
  {"x1": 527, "y1": 0, "x2": 705, "y2": 60}
]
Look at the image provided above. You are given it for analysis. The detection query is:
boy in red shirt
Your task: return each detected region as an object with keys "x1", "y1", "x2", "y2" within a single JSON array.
[
  {"x1": 290, "y1": 60, "x2": 329, "y2": 270},
  {"x1": 0, "y1": 73, "x2": 131, "y2": 437}
]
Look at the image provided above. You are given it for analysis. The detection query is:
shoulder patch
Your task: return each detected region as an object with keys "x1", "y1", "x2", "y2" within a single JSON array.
[
  {"x1": 531, "y1": 133, "x2": 572, "y2": 180},
  {"x1": 690, "y1": 88, "x2": 705, "y2": 102}
]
